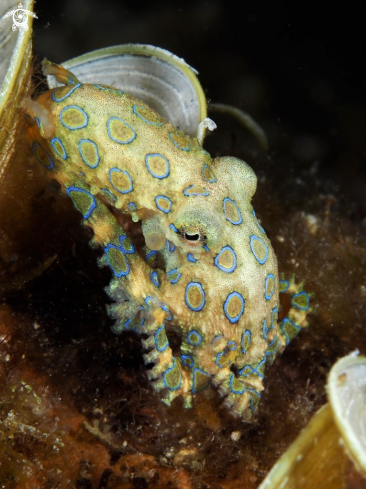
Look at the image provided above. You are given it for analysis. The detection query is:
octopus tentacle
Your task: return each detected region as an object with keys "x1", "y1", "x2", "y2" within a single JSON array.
[
  {"x1": 278, "y1": 274, "x2": 312, "y2": 349},
  {"x1": 212, "y1": 366, "x2": 264, "y2": 420},
  {"x1": 49, "y1": 172, "x2": 167, "y2": 334},
  {"x1": 141, "y1": 305, "x2": 193, "y2": 408},
  {"x1": 76, "y1": 186, "x2": 161, "y2": 295}
]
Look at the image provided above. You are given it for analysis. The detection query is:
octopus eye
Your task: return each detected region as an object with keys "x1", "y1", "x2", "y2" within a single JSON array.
[
  {"x1": 184, "y1": 232, "x2": 200, "y2": 242},
  {"x1": 178, "y1": 227, "x2": 206, "y2": 247}
]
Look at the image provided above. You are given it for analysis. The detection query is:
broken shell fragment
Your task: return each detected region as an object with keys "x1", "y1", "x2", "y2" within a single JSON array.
[
  {"x1": 259, "y1": 352, "x2": 366, "y2": 489},
  {"x1": 328, "y1": 351, "x2": 366, "y2": 475}
]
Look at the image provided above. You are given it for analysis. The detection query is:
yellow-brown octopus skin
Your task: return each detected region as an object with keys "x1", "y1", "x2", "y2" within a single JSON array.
[{"x1": 25, "y1": 60, "x2": 311, "y2": 421}]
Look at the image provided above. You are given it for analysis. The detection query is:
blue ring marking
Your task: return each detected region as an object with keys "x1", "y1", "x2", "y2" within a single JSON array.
[
  {"x1": 108, "y1": 235, "x2": 134, "y2": 259},
  {"x1": 132, "y1": 105, "x2": 162, "y2": 126},
  {"x1": 155, "y1": 195, "x2": 172, "y2": 214},
  {"x1": 265, "y1": 336, "x2": 281, "y2": 357},
  {"x1": 265, "y1": 335, "x2": 281, "y2": 355},
  {"x1": 227, "y1": 341, "x2": 237, "y2": 351},
  {"x1": 281, "y1": 318, "x2": 301, "y2": 345},
  {"x1": 104, "y1": 235, "x2": 135, "y2": 277},
  {"x1": 181, "y1": 354, "x2": 194, "y2": 368},
  {"x1": 154, "y1": 325, "x2": 169, "y2": 352},
  {"x1": 163, "y1": 358, "x2": 182, "y2": 391},
  {"x1": 265, "y1": 273, "x2": 276, "y2": 301},
  {"x1": 262, "y1": 318, "x2": 269, "y2": 340},
  {"x1": 124, "y1": 318, "x2": 132, "y2": 330},
  {"x1": 52, "y1": 82, "x2": 81, "y2": 102},
  {"x1": 250, "y1": 235, "x2": 269, "y2": 265},
  {"x1": 104, "y1": 248, "x2": 129, "y2": 277},
  {"x1": 291, "y1": 291, "x2": 310, "y2": 311},
  {"x1": 183, "y1": 185, "x2": 209, "y2": 196},
  {"x1": 161, "y1": 304, "x2": 172, "y2": 321},
  {"x1": 32, "y1": 142, "x2": 54, "y2": 170},
  {"x1": 187, "y1": 253, "x2": 197, "y2": 263},
  {"x1": 185, "y1": 282, "x2": 205, "y2": 312},
  {"x1": 107, "y1": 116, "x2": 136, "y2": 144},
  {"x1": 34, "y1": 116, "x2": 41, "y2": 128},
  {"x1": 150, "y1": 271, "x2": 160, "y2": 287},
  {"x1": 223, "y1": 197, "x2": 243, "y2": 225},
  {"x1": 144, "y1": 296, "x2": 153, "y2": 307},
  {"x1": 247, "y1": 388, "x2": 261, "y2": 412},
  {"x1": 256, "y1": 357, "x2": 266, "y2": 376},
  {"x1": 166, "y1": 240, "x2": 175, "y2": 252},
  {"x1": 223, "y1": 291, "x2": 245, "y2": 323},
  {"x1": 78, "y1": 139, "x2": 100, "y2": 168},
  {"x1": 239, "y1": 358, "x2": 265, "y2": 379},
  {"x1": 192, "y1": 368, "x2": 212, "y2": 393},
  {"x1": 140, "y1": 318, "x2": 146, "y2": 326},
  {"x1": 51, "y1": 137, "x2": 67, "y2": 160},
  {"x1": 101, "y1": 188, "x2": 117, "y2": 202},
  {"x1": 203, "y1": 244, "x2": 209, "y2": 252},
  {"x1": 80, "y1": 172, "x2": 85, "y2": 176},
  {"x1": 167, "y1": 268, "x2": 182, "y2": 284},
  {"x1": 169, "y1": 132, "x2": 190, "y2": 151},
  {"x1": 187, "y1": 330, "x2": 203, "y2": 346},
  {"x1": 169, "y1": 223, "x2": 178, "y2": 233},
  {"x1": 60, "y1": 105, "x2": 88, "y2": 130},
  {"x1": 279, "y1": 279, "x2": 290, "y2": 293},
  {"x1": 65, "y1": 186, "x2": 96, "y2": 219},
  {"x1": 229, "y1": 373, "x2": 245, "y2": 395},
  {"x1": 271, "y1": 307, "x2": 278, "y2": 328},
  {"x1": 252, "y1": 208, "x2": 266, "y2": 233},
  {"x1": 127, "y1": 202, "x2": 137, "y2": 211},
  {"x1": 202, "y1": 164, "x2": 217, "y2": 183},
  {"x1": 146, "y1": 250, "x2": 158, "y2": 261},
  {"x1": 94, "y1": 84, "x2": 124, "y2": 95},
  {"x1": 214, "y1": 245, "x2": 237, "y2": 273},
  {"x1": 128, "y1": 319, "x2": 141, "y2": 333},
  {"x1": 241, "y1": 330, "x2": 251, "y2": 354},
  {"x1": 109, "y1": 168, "x2": 134, "y2": 194},
  {"x1": 215, "y1": 352, "x2": 225, "y2": 369},
  {"x1": 145, "y1": 153, "x2": 170, "y2": 179}
]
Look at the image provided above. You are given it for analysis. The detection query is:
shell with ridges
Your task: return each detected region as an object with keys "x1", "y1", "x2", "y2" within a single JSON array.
[{"x1": 46, "y1": 44, "x2": 208, "y2": 138}]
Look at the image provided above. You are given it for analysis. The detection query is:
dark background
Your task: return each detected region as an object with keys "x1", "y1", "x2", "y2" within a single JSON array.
[{"x1": 32, "y1": 0, "x2": 366, "y2": 211}]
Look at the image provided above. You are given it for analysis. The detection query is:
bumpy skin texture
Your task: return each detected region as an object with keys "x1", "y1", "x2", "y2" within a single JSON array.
[{"x1": 26, "y1": 62, "x2": 310, "y2": 420}]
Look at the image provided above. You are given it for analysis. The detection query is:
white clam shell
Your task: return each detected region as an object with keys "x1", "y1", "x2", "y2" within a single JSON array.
[
  {"x1": 328, "y1": 351, "x2": 366, "y2": 474},
  {"x1": 259, "y1": 352, "x2": 366, "y2": 488},
  {"x1": 46, "y1": 44, "x2": 208, "y2": 137}
]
